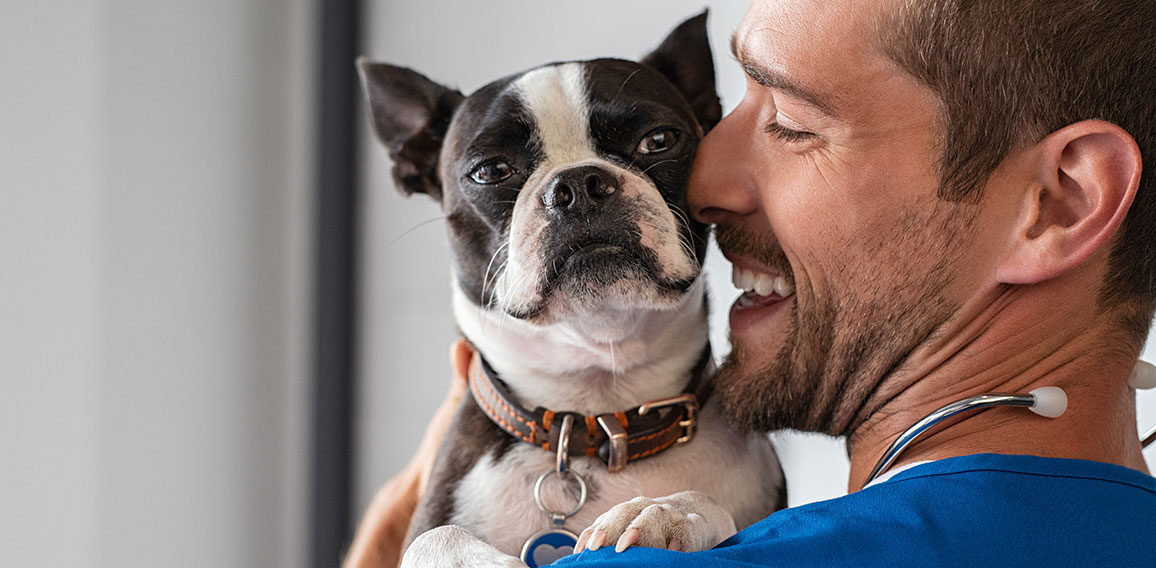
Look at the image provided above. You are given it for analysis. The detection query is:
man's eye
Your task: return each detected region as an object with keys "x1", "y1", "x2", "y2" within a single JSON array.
[
  {"x1": 637, "y1": 128, "x2": 679, "y2": 154},
  {"x1": 765, "y1": 121, "x2": 817, "y2": 143},
  {"x1": 468, "y1": 160, "x2": 514, "y2": 184}
]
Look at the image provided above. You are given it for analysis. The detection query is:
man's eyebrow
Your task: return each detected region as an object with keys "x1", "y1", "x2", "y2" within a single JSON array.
[{"x1": 729, "y1": 32, "x2": 839, "y2": 117}]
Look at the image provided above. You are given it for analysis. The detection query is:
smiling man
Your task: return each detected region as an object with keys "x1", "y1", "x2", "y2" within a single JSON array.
[
  {"x1": 649, "y1": 0, "x2": 1156, "y2": 563},
  {"x1": 701, "y1": 0, "x2": 1156, "y2": 490},
  {"x1": 348, "y1": 0, "x2": 1156, "y2": 566}
]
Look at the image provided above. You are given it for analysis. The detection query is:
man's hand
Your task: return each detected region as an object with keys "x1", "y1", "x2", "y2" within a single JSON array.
[
  {"x1": 342, "y1": 340, "x2": 474, "y2": 568},
  {"x1": 574, "y1": 490, "x2": 737, "y2": 554},
  {"x1": 410, "y1": 340, "x2": 473, "y2": 495}
]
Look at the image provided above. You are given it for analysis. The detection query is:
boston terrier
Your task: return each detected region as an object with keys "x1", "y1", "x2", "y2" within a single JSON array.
[{"x1": 358, "y1": 12, "x2": 784, "y2": 567}]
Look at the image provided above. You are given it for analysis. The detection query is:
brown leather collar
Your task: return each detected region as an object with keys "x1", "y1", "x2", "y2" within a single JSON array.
[{"x1": 467, "y1": 347, "x2": 714, "y2": 472}]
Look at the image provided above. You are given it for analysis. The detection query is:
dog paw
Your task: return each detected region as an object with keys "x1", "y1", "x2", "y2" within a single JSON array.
[
  {"x1": 401, "y1": 526, "x2": 524, "y2": 568},
  {"x1": 575, "y1": 490, "x2": 737, "y2": 554}
]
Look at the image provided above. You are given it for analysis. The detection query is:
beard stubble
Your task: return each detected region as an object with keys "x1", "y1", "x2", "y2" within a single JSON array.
[{"x1": 712, "y1": 201, "x2": 974, "y2": 438}]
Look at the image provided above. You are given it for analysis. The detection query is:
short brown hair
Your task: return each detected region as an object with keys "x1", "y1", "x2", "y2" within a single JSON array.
[{"x1": 879, "y1": 0, "x2": 1156, "y2": 339}]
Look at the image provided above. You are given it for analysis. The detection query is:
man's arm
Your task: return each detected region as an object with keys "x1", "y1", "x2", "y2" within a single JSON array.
[{"x1": 342, "y1": 340, "x2": 474, "y2": 568}]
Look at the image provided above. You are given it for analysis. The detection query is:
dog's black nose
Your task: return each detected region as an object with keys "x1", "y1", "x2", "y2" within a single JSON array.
[{"x1": 543, "y1": 165, "x2": 619, "y2": 212}]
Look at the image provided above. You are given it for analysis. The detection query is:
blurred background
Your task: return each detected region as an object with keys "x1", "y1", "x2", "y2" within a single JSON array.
[{"x1": 3, "y1": 1, "x2": 1154, "y2": 567}]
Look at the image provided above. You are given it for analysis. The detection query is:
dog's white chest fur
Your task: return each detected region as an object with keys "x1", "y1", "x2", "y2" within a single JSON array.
[{"x1": 449, "y1": 402, "x2": 782, "y2": 557}]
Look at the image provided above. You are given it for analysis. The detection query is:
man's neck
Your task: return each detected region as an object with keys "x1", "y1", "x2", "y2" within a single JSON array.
[{"x1": 846, "y1": 273, "x2": 1149, "y2": 491}]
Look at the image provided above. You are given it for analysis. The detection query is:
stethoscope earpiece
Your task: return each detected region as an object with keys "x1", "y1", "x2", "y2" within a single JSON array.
[
  {"x1": 1027, "y1": 386, "x2": 1068, "y2": 418},
  {"x1": 1135, "y1": 361, "x2": 1156, "y2": 449},
  {"x1": 1128, "y1": 360, "x2": 1156, "y2": 390}
]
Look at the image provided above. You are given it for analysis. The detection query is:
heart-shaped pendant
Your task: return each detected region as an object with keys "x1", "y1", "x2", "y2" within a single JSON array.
[{"x1": 520, "y1": 527, "x2": 578, "y2": 567}]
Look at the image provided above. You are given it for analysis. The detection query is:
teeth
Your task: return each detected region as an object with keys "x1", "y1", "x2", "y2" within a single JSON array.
[
  {"x1": 753, "y1": 274, "x2": 774, "y2": 296},
  {"x1": 732, "y1": 266, "x2": 752, "y2": 292},
  {"x1": 773, "y1": 276, "x2": 794, "y2": 297},
  {"x1": 731, "y1": 266, "x2": 793, "y2": 297}
]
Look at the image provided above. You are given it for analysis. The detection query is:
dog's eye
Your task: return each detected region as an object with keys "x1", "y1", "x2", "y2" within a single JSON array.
[
  {"x1": 637, "y1": 129, "x2": 679, "y2": 155},
  {"x1": 468, "y1": 160, "x2": 514, "y2": 184}
]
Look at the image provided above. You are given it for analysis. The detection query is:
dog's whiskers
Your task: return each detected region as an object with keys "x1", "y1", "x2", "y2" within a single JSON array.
[
  {"x1": 487, "y1": 259, "x2": 510, "y2": 309},
  {"x1": 611, "y1": 69, "x2": 642, "y2": 102},
  {"x1": 383, "y1": 215, "x2": 447, "y2": 249},
  {"x1": 669, "y1": 203, "x2": 708, "y2": 248},
  {"x1": 480, "y1": 242, "x2": 510, "y2": 309},
  {"x1": 641, "y1": 158, "x2": 679, "y2": 175}
]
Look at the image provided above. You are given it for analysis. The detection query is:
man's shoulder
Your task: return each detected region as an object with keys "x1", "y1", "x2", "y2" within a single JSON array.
[
  {"x1": 730, "y1": 454, "x2": 1155, "y2": 562},
  {"x1": 557, "y1": 454, "x2": 1156, "y2": 567}
]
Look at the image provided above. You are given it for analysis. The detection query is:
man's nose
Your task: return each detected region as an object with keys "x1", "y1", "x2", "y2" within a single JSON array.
[{"x1": 687, "y1": 100, "x2": 761, "y2": 224}]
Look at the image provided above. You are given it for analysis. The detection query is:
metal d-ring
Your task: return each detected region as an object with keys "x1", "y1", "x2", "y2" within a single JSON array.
[
  {"x1": 535, "y1": 413, "x2": 587, "y2": 521},
  {"x1": 555, "y1": 414, "x2": 574, "y2": 474},
  {"x1": 533, "y1": 468, "x2": 588, "y2": 520}
]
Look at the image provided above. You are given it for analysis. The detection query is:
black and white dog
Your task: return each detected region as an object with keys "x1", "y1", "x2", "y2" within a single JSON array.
[{"x1": 359, "y1": 13, "x2": 784, "y2": 567}]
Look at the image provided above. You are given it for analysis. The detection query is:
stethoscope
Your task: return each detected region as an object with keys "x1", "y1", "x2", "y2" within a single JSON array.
[{"x1": 864, "y1": 360, "x2": 1156, "y2": 486}]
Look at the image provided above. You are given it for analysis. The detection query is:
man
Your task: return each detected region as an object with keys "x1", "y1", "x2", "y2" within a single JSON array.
[{"x1": 347, "y1": 0, "x2": 1156, "y2": 565}]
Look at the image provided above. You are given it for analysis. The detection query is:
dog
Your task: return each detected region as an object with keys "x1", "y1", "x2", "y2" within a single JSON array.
[{"x1": 358, "y1": 12, "x2": 785, "y2": 567}]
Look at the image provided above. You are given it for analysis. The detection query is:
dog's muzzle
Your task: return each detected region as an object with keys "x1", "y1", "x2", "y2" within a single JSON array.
[{"x1": 541, "y1": 165, "x2": 621, "y2": 215}]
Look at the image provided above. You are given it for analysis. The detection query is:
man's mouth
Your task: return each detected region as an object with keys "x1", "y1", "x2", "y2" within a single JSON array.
[
  {"x1": 732, "y1": 264, "x2": 794, "y2": 304},
  {"x1": 727, "y1": 256, "x2": 796, "y2": 333}
]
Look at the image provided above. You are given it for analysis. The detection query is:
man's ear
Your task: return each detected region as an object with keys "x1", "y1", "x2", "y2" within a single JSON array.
[
  {"x1": 995, "y1": 120, "x2": 1142, "y2": 284},
  {"x1": 641, "y1": 11, "x2": 722, "y2": 133},
  {"x1": 356, "y1": 58, "x2": 464, "y2": 201}
]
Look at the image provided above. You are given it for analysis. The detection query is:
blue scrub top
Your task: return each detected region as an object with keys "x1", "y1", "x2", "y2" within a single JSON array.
[{"x1": 554, "y1": 453, "x2": 1156, "y2": 567}]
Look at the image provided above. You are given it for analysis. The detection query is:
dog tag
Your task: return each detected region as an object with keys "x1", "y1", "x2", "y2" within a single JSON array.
[
  {"x1": 520, "y1": 526, "x2": 578, "y2": 567},
  {"x1": 522, "y1": 427, "x2": 587, "y2": 566}
]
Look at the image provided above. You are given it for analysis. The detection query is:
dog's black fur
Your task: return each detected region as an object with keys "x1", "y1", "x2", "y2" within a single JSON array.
[{"x1": 359, "y1": 13, "x2": 783, "y2": 558}]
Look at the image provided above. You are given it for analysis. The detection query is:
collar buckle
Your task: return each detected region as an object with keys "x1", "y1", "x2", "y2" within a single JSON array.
[
  {"x1": 638, "y1": 394, "x2": 700, "y2": 444},
  {"x1": 595, "y1": 415, "x2": 628, "y2": 472}
]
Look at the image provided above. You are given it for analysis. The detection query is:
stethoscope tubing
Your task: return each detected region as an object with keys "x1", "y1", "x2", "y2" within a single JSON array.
[
  {"x1": 866, "y1": 362, "x2": 1156, "y2": 486},
  {"x1": 864, "y1": 393, "x2": 1038, "y2": 486}
]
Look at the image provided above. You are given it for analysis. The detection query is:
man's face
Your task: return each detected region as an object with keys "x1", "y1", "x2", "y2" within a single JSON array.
[{"x1": 690, "y1": 0, "x2": 981, "y2": 435}]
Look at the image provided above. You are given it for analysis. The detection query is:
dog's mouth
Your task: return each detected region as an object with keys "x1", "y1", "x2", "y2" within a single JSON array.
[
  {"x1": 504, "y1": 234, "x2": 698, "y2": 320},
  {"x1": 553, "y1": 236, "x2": 655, "y2": 283},
  {"x1": 563, "y1": 241, "x2": 633, "y2": 268}
]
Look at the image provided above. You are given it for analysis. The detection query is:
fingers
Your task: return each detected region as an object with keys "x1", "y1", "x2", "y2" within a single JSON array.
[
  {"x1": 450, "y1": 339, "x2": 473, "y2": 385},
  {"x1": 443, "y1": 339, "x2": 472, "y2": 407},
  {"x1": 412, "y1": 339, "x2": 476, "y2": 494},
  {"x1": 342, "y1": 471, "x2": 421, "y2": 568}
]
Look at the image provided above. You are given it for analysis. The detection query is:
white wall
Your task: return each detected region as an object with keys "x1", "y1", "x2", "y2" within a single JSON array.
[
  {"x1": 1, "y1": 1, "x2": 312, "y2": 566},
  {"x1": 1, "y1": 2, "x2": 102, "y2": 564},
  {"x1": 357, "y1": 1, "x2": 1156, "y2": 517}
]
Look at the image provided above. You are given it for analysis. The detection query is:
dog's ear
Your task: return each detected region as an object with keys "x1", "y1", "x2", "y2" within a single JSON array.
[
  {"x1": 357, "y1": 58, "x2": 464, "y2": 200},
  {"x1": 641, "y1": 11, "x2": 722, "y2": 132}
]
